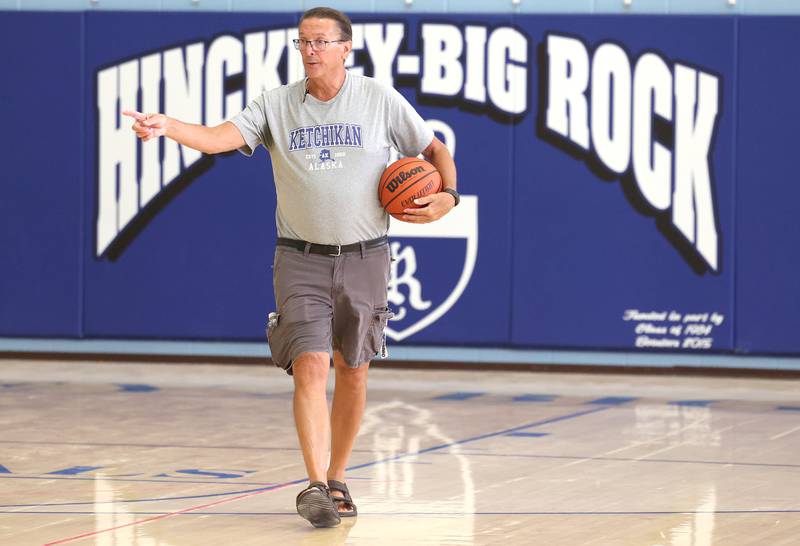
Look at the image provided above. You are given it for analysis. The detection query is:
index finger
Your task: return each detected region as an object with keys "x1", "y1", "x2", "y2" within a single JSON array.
[{"x1": 122, "y1": 110, "x2": 147, "y2": 122}]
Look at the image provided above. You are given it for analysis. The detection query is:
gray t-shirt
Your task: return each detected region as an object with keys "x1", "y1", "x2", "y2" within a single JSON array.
[{"x1": 231, "y1": 71, "x2": 434, "y2": 245}]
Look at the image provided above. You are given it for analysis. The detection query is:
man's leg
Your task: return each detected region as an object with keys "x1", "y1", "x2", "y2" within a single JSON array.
[
  {"x1": 291, "y1": 351, "x2": 332, "y2": 484},
  {"x1": 326, "y1": 242, "x2": 389, "y2": 514},
  {"x1": 328, "y1": 350, "x2": 369, "y2": 486}
]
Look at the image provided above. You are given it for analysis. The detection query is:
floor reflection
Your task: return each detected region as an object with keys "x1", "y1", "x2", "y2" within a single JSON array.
[
  {"x1": 625, "y1": 405, "x2": 721, "y2": 447},
  {"x1": 658, "y1": 485, "x2": 717, "y2": 546},
  {"x1": 93, "y1": 474, "x2": 173, "y2": 546},
  {"x1": 352, "y1": 401, "x2": 476, "y2": 544}
]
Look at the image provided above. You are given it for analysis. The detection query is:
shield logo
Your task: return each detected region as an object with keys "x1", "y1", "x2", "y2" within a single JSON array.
[{"x1": 386, "y1": 195, "x2": 478, "y2": 341}]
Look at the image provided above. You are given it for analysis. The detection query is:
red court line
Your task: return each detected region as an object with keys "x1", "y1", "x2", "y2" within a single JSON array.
[
  {"x1": 44, "y1": 407, "x2": 605, "y2": 544},
  {"x1": 43, "y1": 480, "x2": 301, "y2": 546}
]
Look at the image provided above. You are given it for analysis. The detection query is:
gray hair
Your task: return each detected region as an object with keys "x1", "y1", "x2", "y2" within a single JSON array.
[{"x1": 299, "y1": 7, "x2": 353, "y2": 41}]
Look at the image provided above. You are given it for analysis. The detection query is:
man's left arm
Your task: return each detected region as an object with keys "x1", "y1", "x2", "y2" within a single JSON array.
[{"x1": 401, "y1": 137, "x2": 458, "y2": 223}]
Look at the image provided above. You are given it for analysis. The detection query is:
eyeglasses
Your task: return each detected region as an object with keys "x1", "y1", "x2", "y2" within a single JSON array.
[{"x1": 292, "y1": 38, "x2": 346, "y2": 52}]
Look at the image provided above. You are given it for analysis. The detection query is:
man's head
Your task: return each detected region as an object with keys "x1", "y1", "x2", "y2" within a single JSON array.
[{"x1": 297, "y1": 7, "x2": 353, "y2": 78}]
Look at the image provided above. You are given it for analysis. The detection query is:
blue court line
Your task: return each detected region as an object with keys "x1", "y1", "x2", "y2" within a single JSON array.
[
  {"x1": 0, "y1": 476, "x2": 276, "y2": 486},
  {"x1": 424, "y1": 451, "x2": 800, "y2": 470},
  {"x1": 346, "y1": 406, "x2": 609, "y2": 473},
  {"x1": 48, "y1": 466, "x2": 102, "y2": 476},
  {"x1": 5, "y1": 381, "x2": 793, "y2": 409},
  {"x1": 1, "y1": 407, "x2": 606, "y2": 509},
  {"x1": 512, "y1": 394, "x2": 558, "y2": 402},
  {"x1": 587, "y1": 396, "x2": 638, "y2": 405},
  {"x1": 505, "y1": 432, "x2": 550, "y2": 438},
  {"x1": 4, "y1": 509, "x2": 800, "y2": 516},
  {"x1": 433, "y1": 392, "x2": 486, "y2": 401},
  {"x1": 116, "y1": 384, "x2": 159, "y2": 393}
]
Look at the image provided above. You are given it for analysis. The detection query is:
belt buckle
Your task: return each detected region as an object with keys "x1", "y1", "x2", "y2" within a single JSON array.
[{"x1": 329, "y1": 244, "x2": 341, "y2": 257}]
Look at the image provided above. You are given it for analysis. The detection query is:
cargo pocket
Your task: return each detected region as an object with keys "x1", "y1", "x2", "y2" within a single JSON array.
[
  {"x1": 265, "y1": 312, "x2": 288, "y2": 370},
  {"x1": 360, "y1": 306, "x2": 394, "y2": 363}
]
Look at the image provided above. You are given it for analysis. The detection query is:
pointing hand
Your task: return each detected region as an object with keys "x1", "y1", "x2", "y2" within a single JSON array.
[{"x1": 123, "y1": 110, "x2": 168, "y2": 142}]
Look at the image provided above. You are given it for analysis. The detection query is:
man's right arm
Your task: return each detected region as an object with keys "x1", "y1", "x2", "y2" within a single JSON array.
[{"x1": 123, "y1": 111, "x2": 245, "y2": 154}]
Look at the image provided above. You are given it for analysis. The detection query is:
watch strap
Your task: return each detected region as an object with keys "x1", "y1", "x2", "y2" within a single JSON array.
[{"x1": 442, "y1": 187, "x2": 460, "y2": 207}]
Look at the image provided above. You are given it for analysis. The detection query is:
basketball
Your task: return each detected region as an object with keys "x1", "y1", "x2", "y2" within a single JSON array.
[{"x1": 378, "y1": 157, "x2": 442, "y2": 219}]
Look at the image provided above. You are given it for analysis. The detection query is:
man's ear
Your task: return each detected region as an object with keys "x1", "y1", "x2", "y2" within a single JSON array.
[{"x1": 341, "y1": 41, "x2": 353, "y2": 64}]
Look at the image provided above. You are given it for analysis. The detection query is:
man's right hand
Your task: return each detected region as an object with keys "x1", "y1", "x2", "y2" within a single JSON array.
[
  {"x1": 123, "y1": 110, "x2": 168, "y2": 142},
  {"x1": 121, "y1": 111, "x2": 245, "y2": 154}
]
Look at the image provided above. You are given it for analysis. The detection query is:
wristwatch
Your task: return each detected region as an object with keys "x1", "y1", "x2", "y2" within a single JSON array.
[{"x1": 442, "y1": 187, "x2": 460, "y2": 207}]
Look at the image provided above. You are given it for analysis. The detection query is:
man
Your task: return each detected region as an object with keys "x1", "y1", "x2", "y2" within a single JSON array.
[{"x1": 124, "y1": 6, "x2": 457, "y2": 528}]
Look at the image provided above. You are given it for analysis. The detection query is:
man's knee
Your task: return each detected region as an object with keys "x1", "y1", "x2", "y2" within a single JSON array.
[
  {"x1": 292, "y1": 352, "x2": 330, "y2": 387},
  {"x1": 333, "y1": 356, "x2": 370, "y2": 390}
]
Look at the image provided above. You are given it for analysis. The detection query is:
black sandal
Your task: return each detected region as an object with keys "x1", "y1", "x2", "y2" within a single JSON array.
[
  {"x1": 327, "y1": 479, "x2": 357, "y2": 517},
  {"x1": 296, "y1": 481, "x2": 341, "y2": 528}
]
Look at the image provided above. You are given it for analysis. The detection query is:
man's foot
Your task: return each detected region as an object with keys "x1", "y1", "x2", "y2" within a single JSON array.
[
  {"x1": 327, "y1": 479, "x2": 357, "y2": 517},
  {"x1": 296, "y1": 482, "x2": 341, "y2": 528}
]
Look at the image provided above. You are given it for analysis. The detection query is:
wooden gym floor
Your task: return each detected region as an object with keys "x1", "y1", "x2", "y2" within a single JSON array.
[{"x1": 0, "y1": 358, "x2": 798, "y2": 545}]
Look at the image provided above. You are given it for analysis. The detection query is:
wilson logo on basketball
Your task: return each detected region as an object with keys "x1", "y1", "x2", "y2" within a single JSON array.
[
  {"x1": 379, "y1": 157, "x2": 442, "y2": 220},
  {"x1": 387, "y1": 166, "x2": 426, "y2": 193}
]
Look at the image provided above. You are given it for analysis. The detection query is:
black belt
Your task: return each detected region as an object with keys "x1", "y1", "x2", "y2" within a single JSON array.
[{"x1": 276, "y1": 235, "x2": 388, "y2": 256}]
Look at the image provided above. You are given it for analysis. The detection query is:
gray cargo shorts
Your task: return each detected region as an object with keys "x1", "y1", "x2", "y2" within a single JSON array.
[{"x1": 266, "y1": 237, "x2": 394, "y2": 375}]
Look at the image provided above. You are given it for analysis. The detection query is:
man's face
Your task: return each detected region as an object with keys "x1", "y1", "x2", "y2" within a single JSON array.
[{"x1": 298, "y1": 17, "x2": 351, "y2": 79}]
